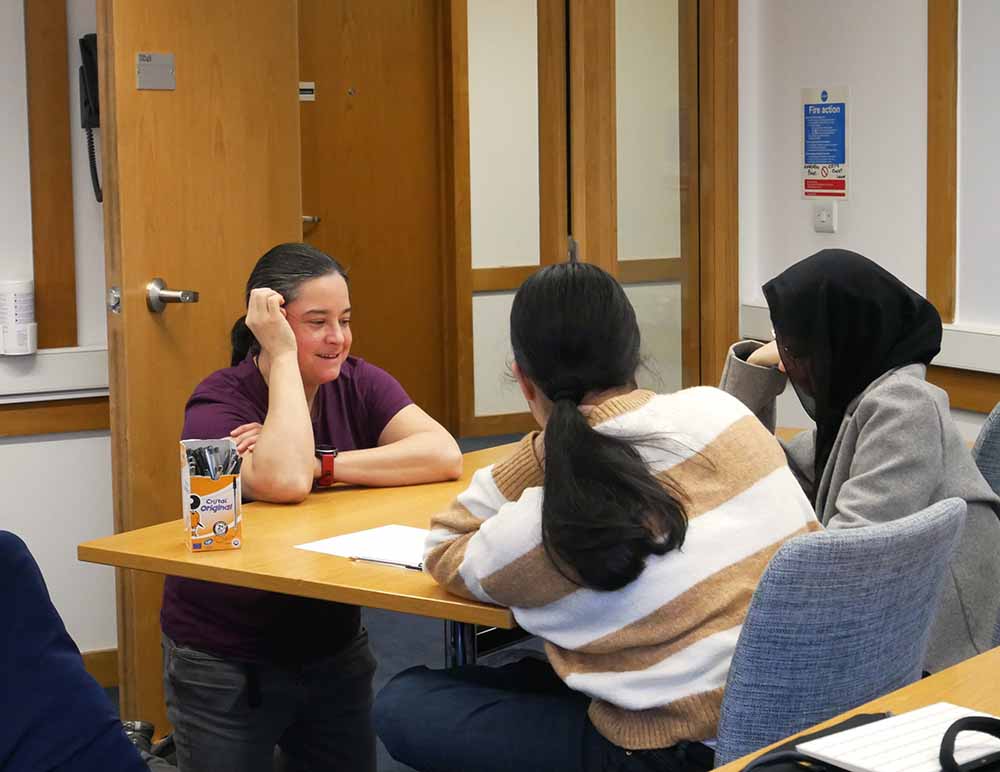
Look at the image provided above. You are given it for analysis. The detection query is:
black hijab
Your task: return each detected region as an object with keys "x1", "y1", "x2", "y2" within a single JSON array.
[{"x1": 762, "y1": 249, "x2": 942, "y2": 491}]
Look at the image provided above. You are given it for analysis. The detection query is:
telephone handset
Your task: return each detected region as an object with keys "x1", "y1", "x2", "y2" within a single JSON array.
[{"x1": 78, "y1": 34, "x2": 102, "y2": 203}]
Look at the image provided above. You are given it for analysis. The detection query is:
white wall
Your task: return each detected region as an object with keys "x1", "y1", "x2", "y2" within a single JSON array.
[
  {"x1": 956, "y1": 1, "x2": 1000, "y2": 329},
  {"x1": 739, "y1": 0, "x2": 928, "y2": 309},
  {"x1": 0, "y1": 0, "x2": 116, "y2": 652},
  {"x1": 0, "y1": 432, "x2": 116, "y2": 651},
  {"x1": 735, "y1": 0, "x2": 992, "y2": 436}
]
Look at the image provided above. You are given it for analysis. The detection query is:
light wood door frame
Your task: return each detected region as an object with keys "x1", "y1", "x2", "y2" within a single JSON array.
[
  {"x1": 23, "y1": 0, "x2": 78, "y2": 350},
  {"x1": 569, "y1": 0, "x2": 617, "y2": 276},
  {"x1": 570, "y1": 0, "x2": 738, "y2": 390},
  {"x1": 446, "y1": 0, "x2": 736, "y2": 437},
  {"x1": 695, "y1": 0, "x2": 739, "y2": 388},
  {"x1": 446, "y1": 0, "x2": 567, "y2": 438}
]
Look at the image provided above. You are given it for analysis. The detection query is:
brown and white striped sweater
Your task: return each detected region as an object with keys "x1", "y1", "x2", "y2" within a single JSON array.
[{"x1": 425, "y1": 388, "x2": 818, "y2": 750}]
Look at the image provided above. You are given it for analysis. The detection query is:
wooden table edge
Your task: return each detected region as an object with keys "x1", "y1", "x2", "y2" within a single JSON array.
[{"x1": 77, "y1": 542, "x2": 515, "y2": 629}]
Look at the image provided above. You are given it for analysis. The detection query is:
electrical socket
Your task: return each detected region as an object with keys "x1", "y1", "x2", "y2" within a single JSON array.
[{"x1": 813, "y1": 201, "x2": 837, "y2": 233}]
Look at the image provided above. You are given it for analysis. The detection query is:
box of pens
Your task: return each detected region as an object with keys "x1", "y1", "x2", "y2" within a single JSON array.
[{"x1": 180, "y1": 439, "x2": 243, "y2": 552}]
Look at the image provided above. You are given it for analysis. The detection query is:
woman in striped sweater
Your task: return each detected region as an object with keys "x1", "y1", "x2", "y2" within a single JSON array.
[{"x1": 374, "y1": 262, "x2": 817, "y2": 772}]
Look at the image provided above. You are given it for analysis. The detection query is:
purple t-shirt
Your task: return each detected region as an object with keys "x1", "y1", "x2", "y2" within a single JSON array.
[{"x1": 161, "y1": 355, "x2": 412, "y2": 663}]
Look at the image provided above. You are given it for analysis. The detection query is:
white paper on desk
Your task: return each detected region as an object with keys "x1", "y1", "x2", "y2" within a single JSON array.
[{"x1": 295, "y1": 525, "x2": 428, "y2": 570}]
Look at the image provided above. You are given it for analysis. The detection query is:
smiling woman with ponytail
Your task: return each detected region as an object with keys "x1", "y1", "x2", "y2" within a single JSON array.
[{"x1": 374, "y1": 262, "x2": 819, "y2": 772}]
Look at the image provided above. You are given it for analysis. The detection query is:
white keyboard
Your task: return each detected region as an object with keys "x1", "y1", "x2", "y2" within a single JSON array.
[{"x1": 796, "y1": 702, "x2": 1000, "y2": 772}]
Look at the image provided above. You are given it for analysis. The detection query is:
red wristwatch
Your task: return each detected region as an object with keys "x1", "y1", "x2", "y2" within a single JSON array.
[{"x1": 315, "y1": 446, "x2": 338, "y2": 487}]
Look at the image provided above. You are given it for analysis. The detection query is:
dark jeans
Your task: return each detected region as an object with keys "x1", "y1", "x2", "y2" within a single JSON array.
[
  {"x1": 374, "y1": 658, "x2": 713, "y2": 772},
  {"x1": 162, "y1": 630, "x2": 376, "y2": 772}
]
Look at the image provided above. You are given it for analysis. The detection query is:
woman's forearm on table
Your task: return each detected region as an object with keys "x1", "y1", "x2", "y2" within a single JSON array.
[
  {"x1": 242, "y1": 353, "x2": 315, "y2": 502},
  {"x1": 334, "y1": 430, "x2": 462, "y2": 487}
]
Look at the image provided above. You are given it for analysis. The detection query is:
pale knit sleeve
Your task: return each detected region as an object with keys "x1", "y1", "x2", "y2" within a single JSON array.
[
  {"x1": 423, "y1": 465, "x2": 508, "y2": 602},
  {"x1": 424, "y1": 434, "x2": 544, "y2": 603}
]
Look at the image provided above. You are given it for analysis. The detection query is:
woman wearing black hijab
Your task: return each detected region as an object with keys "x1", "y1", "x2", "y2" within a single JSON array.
[{"x1": 720, "y1": 249, "x2": 1000, "y2": 671}]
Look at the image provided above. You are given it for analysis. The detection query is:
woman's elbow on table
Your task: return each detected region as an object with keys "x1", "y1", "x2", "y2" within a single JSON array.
[
  {"x1": 428, "y1": 432, "x2": 463, "y2": 481},
  {"x1": 243, "y1": 466, "x2": 314, "y2": 505},
  {"x1": 441, "y1": 440, "x2": 463, "y2": 481}
]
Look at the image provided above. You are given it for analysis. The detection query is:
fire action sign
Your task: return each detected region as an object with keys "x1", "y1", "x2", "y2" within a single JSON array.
[{"x1": 802, "y1": 87, "x2": 848, "y2": 199}]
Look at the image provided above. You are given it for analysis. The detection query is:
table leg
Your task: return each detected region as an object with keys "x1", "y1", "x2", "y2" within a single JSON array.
[{"x1": 444, "y1": 620, "x2": 477, "y2": 667}]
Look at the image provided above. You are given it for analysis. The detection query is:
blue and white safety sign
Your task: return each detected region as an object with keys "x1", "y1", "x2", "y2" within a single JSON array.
[{"x1": 802, "y1": 87, "x2": 849, "y2": 199}]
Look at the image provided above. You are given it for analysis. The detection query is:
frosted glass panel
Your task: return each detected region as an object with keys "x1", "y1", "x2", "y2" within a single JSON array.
[
  {"x1": 625, "y1": 282, "x2": 682, "y2": 394},
  {"x1": 468, "y1": 0, "x2": 541, "y2": 269},
  {"x1": 616, "y1": 0, "x2": 681, "y2": 261},
  {"x1": 0, "y1": 0, "x2": 33, "y2": 276},
  {"x1": 473, "y1": 284, "x2": 681, "y2": 416},
  {"x1": 472, "y1": 292, "x2": 524, "y2": 416}
]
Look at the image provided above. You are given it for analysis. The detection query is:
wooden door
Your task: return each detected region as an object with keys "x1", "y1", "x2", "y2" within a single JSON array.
[
  {"x1": 299, "y1": 0, "x2": 450, "y2": 426},
  {"x1": 98, "y1": 0, "x2": 302, "y2": 730}
]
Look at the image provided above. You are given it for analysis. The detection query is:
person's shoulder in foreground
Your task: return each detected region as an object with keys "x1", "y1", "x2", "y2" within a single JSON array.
[{"x1": 0, "y1": 531, "x2": 148, "y2": 772}]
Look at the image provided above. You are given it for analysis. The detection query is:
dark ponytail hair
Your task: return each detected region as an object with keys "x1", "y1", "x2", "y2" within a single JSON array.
[
  {"x1": 230, "y1": 243, "x2": 348, "y2": 365},
  {"x1": 510, "y1": 262, "x2": 687, "y2": 591}
]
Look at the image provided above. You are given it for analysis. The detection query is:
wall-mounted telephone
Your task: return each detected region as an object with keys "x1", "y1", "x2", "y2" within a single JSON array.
[{"x1": 79, "y1": 34, "x2": 102, "y2": 203}]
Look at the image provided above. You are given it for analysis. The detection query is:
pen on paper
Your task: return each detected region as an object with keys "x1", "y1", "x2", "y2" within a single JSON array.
[{"x1": 348, "y1": 556, "x2": 422, "y2": 571}]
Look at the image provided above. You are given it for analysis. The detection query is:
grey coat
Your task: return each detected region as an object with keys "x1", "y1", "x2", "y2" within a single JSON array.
[{"x1": 720, "y1": 341, "x2": 1000, "y2": 671}]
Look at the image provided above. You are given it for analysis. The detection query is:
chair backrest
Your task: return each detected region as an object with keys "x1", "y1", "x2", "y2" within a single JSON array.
[
  {"x1": 713, "y1": 498, "x2": 967, "y2": 767},
  {"x1": 973, "y1": 402, "x2": 1000, "y2": 496}
]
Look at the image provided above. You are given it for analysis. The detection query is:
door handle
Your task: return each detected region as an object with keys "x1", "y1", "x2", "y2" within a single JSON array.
[{"x1": 146, "y1": 278, "x2": 200, "y2": 313}]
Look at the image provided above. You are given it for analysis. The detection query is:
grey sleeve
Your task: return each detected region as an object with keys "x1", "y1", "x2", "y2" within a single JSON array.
[
  {"x1": 782, "y1": 430, "x2": 818, "y2": 501},
  {"x1": 718, "y1": 341, "x2": 788, "y2": 433},
  {"x1": 828, "y1": 380, "x2": 945, "y2": 529}
]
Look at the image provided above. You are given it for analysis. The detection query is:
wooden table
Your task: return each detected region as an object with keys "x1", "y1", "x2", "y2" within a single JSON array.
[
  {"x1": 714, "y1": 646, "x2": 1000, "y2": 771},
  {"x1": 79, "y1": 444, "x2": 518, "y2": 665}
]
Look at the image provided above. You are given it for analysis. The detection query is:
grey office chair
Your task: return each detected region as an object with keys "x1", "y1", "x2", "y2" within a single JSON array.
[
  {"x1": 973, "y1": 402, "x2": 1000, "y2": 496},
  {"x1": 714, "y1": 498, "x2": 967, "y2": 767}
]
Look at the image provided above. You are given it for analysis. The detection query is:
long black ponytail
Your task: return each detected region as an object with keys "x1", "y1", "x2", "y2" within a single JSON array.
[
  {"x1": 510, "y1": 262, "x2": 687, "y2": 591},
  {"x1": 230, "y1": 243, "x2": 348, "y2": 365}
]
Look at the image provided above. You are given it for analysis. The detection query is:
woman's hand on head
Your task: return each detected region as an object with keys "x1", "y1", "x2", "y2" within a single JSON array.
[
  {"x1": 747, "y1": 340, "x2": 782, "y2": 369},
  {"x1": 246, "y1": 288, "x2": 297, "y2": 359},
  {"x1": 230, "y1": 422, "x2": 262, "y2": 455}
]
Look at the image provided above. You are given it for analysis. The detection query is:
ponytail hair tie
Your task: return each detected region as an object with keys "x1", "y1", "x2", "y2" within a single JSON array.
[{"x1": 550, "y1": 389, "x2": 580, "y2": 404}]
